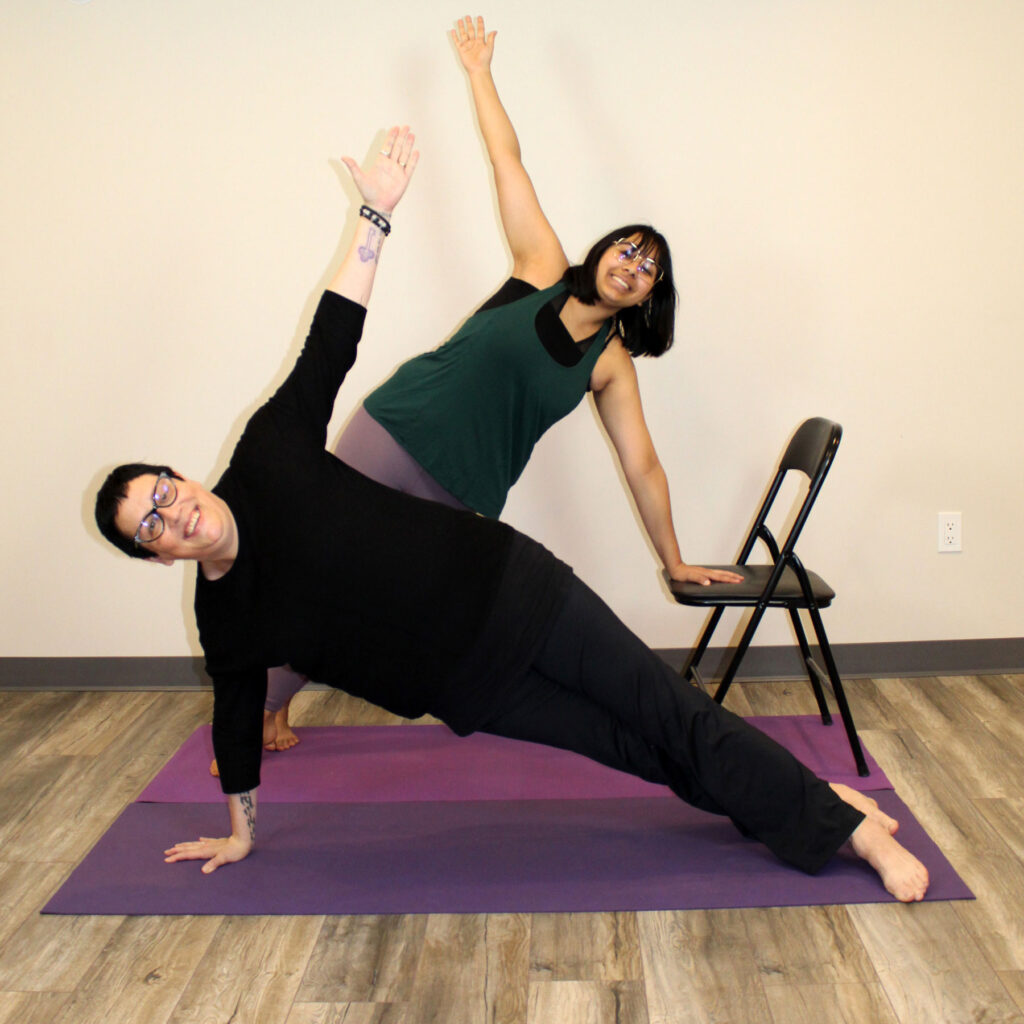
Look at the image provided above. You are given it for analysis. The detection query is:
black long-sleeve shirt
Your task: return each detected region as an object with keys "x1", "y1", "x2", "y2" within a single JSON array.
[{"x1": 196, "y1": 292, "x2": 571, "y2": 794}]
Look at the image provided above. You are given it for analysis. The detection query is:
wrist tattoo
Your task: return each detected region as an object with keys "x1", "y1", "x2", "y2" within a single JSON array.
[
  {"x1": 358, "y1": 226, "x2": 382, "y2": 263},
  {"x1": 240, "y1": 791, "x2": 256, "y2": 841}
]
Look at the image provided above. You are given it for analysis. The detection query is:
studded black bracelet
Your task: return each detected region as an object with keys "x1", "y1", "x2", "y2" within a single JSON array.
[{"x1": 359, "y1": 205, "x2": 391, "y2": 236}]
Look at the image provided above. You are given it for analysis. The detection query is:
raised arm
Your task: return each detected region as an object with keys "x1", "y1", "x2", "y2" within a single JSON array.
[
  {"x1": 331, "y1": 125, "x2": 420, "y2": 306},
  {"x1": 452, "y1": 16, "x2": 567, "y2": 287},
  {"x1": 592, "y1": 342, "x2": 744, "y2": 586},
  {"x1": 260, "y1": 127, "x2": 421, "y2": 452}
]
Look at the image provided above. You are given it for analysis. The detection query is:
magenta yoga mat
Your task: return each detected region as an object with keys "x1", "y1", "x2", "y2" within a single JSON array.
[
  {"x1": 137, "y1": 717, "x2": 890, "y2": 806},
  {"x1": 44, "y1": 790, "x2": 971, "y2": 916}
]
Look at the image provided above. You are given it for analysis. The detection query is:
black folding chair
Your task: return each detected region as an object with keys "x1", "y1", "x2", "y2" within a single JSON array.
[{"x1": 666, "y1": 417, "x2": 869, "y2": 776}]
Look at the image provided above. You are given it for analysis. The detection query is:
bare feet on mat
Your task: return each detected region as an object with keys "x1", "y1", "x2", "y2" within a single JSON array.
[
  {"x1": 208, "y1": 705, "x2": 300, "y2": 777},
  {"x1": 263, "y1": 707, "x2": 300, "y2": 751},
  {"x1": 849, "y1": 817, "x2": 930, "y2": 902},
  {"x1": 830, "y1": 783, "x2": 898, "y2": 835}
]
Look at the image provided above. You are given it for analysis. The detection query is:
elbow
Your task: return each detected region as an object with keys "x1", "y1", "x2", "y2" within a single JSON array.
[
  {"x1": 490, "y1": 147, "x2": 524, "y2": 177},
  {"x1": 622, "y1": 449, "x2": 662, "y2": 487}
]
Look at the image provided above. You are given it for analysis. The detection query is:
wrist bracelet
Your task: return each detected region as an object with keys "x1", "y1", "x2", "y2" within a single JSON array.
[{"x1": 359, "y1": 205, "x2": 391, "y2": 236}]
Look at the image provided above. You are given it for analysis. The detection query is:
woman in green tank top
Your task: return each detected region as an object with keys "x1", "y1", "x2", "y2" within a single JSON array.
[{"x1": 255, "y1": 16, "x2": 741, "y2": 757}]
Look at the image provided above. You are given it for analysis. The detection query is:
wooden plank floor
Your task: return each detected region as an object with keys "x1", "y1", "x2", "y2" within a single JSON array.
[{"x1": 0, "y1": 675, "x2": 1022, "y2": 1024}]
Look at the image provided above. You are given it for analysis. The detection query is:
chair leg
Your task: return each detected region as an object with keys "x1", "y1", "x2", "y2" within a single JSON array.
[
  {"x1": 805, "y1": 605, "x2": 870, "y2": 777},
  {"x1": 713, "y1": 604, "x2": 769, "y2": 704},
  {"x1": 787, "y1": 607, "x2": 832, "y2": 724},
  {"x1": 681, "y1": 606, "x2": 725, "y2": 689}
]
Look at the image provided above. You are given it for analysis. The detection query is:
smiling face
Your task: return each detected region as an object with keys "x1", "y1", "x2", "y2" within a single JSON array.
[
  {"x1": 114, "y1": 473, "x2": 237, "y2": 565},
  {"x1": 593, "y1": 234, "x2": 662, "y2": 309}
]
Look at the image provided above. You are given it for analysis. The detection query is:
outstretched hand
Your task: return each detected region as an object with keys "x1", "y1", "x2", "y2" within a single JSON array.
[
  {"x1": 341, "y1": 125, "x2": 419, "y2": 217},
  {"x1": 451, "y1": 15, "x2": 495, "y2": 74},
  {"x1": 164, "y1": 834, "x2": 252, "y2": 874}
]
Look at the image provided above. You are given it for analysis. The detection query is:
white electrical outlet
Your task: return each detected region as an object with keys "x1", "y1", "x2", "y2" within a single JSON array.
[{"x1": 938, "y1": 512, "x2": 962, "y2": 552}]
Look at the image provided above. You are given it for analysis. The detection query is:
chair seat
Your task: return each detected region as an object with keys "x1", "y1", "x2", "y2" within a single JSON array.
[{"x1": 667, "y1": 564, "x2": 835, "y2": 608}]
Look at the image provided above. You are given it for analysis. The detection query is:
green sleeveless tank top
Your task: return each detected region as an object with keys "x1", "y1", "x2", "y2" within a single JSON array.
[{"x1": 363, "y1": 283, "x2": 611, "y2": 518}]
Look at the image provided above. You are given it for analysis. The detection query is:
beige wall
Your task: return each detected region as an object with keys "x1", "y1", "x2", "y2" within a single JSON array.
[{"x1": 2, "y1": 0, "x2": 1021, "y2": 659}]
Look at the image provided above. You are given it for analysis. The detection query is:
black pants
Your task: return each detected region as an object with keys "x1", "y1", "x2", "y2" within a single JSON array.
[{"x1": 477, "y1": 576, "x2": 863, "y2": 874}]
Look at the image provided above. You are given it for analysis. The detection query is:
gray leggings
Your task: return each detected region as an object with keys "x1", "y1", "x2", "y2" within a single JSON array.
[{"x1": 264, "y1": 407, "x2": 468, "y2": 712}]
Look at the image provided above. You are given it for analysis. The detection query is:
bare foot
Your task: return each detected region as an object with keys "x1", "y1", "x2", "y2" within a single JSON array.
[
  {"x1": 270, "y1": 708, "x2": 300, "y2": 751},
  {"x1": 831, "y1": 783, "x2": 898, "y2": 835},
  {"x1": 210, "y1": 708, "x2": 298, "y2": 774},
  {"x1": 849, "y1": 817, "x2": 930, "y2": 902},
  {"x1": 262, "y1": 710, "x2": 278, "y2": 750},
  {"x1": 263, "y1": 708, "x2": 300, "y2": 752}
]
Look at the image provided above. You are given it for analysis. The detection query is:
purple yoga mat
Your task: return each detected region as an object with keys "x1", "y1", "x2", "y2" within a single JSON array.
[
  {"x1": 43, "y1": 790, "x2": 970, "y2": 916},
  {"x1": 138, "y1": 718, "x2": 889, "y2": 805}
]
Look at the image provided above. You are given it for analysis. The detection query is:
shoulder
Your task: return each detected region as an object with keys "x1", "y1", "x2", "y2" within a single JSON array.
[{"x1": 476, "y1": 277, "x2": 539, "y2": 313}]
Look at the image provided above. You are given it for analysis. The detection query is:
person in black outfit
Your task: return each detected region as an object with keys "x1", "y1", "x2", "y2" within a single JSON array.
[{"x1": 93, "y1": 126, "x2": 929, "y2": 902}]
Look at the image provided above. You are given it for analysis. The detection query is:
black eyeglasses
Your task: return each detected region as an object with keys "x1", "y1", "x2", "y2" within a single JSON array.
[
  {"x1": 612, "y1": 239, "x2": 663, "y2": 282},
  {"x1": 134, "y1": 472, "x2": 178, "y2": 546}
]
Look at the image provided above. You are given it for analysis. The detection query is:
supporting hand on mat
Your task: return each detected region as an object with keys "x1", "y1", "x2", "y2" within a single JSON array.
[
  {"x1": 164, "y1": 789, "x2": 257, "y2": 873},
  {"x1": 164, "y1": 833, "x2": 252, "y2": 874}
]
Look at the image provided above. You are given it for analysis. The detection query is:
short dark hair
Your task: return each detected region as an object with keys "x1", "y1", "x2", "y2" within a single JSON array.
[
  {"x1": 94, "y1": 463, "x2": 183, "y2": 560},
  {"x1": 561, "y1": 224, "x2": 678, "y2": 358}
]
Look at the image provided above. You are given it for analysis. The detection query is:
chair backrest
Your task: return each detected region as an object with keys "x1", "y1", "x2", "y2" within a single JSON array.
[
  {"x1": 779, "y1": 416, "x2": 843, "y2": 480},
  {"x1": 738, "y1": 417, "x2": 842, "y2": 565}
]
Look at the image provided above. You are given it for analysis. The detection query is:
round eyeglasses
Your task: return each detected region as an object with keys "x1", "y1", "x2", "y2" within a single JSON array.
[
  {"x1": 612, "y1": 239, "x2": 663, "y2": 282},
  {"x1": 134, "y1": 472, "x2": 178, "y2": 546}
]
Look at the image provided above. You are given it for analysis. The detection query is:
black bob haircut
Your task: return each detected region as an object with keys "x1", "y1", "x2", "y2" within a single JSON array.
[
  {"x1": 94, "y1": 463, "x2": 184, "y2": 560},
  {"x1": 561, "y1": 224, "x2": 677, "y2": 357}
]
